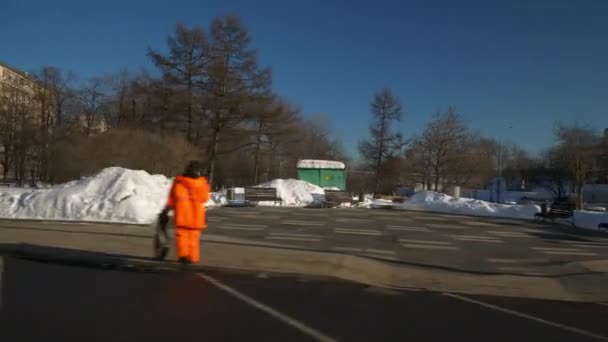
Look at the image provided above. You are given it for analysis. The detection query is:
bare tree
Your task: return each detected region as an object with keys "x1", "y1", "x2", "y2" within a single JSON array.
[
  {"x1": 205, "y1": 15, "x2": 271, "y2": 185},
  {"x1": 553, "y1": 123, "x2": 601, "y2": 209},
  {"x1": 78, "y1": 78, "x2": 106, "y2": 136},
  {"x1": 412, "y1": 107, "x2": 470, "y2": 191},
  {"x1": 358, "y1": 88, "x2": 405, "y2": 192},
  {"x1": 148, "y1": 23, "x2": 209, "y2": 142}
]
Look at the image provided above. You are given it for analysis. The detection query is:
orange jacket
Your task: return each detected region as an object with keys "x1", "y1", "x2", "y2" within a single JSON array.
[{"x1": 167, "y1": 175, "x2": 210, "y2": 229}]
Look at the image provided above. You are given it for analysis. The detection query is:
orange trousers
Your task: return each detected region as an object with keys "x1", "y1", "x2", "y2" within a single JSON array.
[{"x1": 175, "y1": 228, "x2": 202, "y2": 263}]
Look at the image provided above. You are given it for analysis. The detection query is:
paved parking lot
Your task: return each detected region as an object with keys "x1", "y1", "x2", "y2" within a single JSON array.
[
  {"x1": 1, "y1": 257, "x2": 607, "y2": 342},
  {"x1": 207, "y1": 207, "x2": 608, "y2": 275}
]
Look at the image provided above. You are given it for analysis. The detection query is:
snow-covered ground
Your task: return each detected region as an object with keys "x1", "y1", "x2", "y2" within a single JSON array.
[
  {"x1": 572, "y1": 211, "x2": 608, "y2": 231},
  {"x1": 0, "y1": 167, "x2": 226, "y2": 224},
  {"x1": 393, "y1": 191, "x2": 541, "y2": 219}
]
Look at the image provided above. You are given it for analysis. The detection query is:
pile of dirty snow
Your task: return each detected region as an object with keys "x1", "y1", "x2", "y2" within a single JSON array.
[
  {"x1": 0, "y1": 167, "x2": 225, "y2": 224},
  {"x1": 572, "y1": 211, "x2": 608, "y2": 231},
  {"x1": 255, "y1": 179, "x2": 325, "y2": 207},
  {"x1": 395, "y1": 191, "x2": 540, "y2": 219}
]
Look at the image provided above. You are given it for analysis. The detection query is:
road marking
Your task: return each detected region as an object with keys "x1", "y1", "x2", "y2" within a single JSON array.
[
  {"x1": 450, "y1": 235, "x2": 503, "y2": 243},
  {"x1": 488, "y1": 231, "x2": 531, "y2": 238},
  {"x1": 453, "y1": 237, "x2": 504, "y2": 243},
  {"x1": 398, "y1": 238, "x2": 452, "y2": 245},
  {"x1": 266, "y1": 233, "x2": 322, "y2": 242},
  {"x1": 543, "y1": 251, "x2": 598, "y2": 256},
  {"x1": 426, "y1": 223, "x2": 467, "y2": 229},
  {"x1": 487, "y1": 258, "x2": 550, "y2": 264},
  {"x1": 282, "y1": 220, "x2": 325, "y2": 226},
  {"x1": 217, "y1": 224, "x2": 266, "y2": 231},
  {"x1": 386, "y1": 225, "x2": 430, "y2": 232},
  {"x1": 533, "y1": 247, "x2": 585, "y2": 252},
  {"x1": 335, "y1": 218, "x2": 371, "y2": 223},
  {"x1": 334, "y1": 228, "x2": 383, "y2": 236},
  {"x1": 266, "y1": 236, "x2": 321, "y2": 242},
  {"x1": 198, "y1": 274, "x2": 337, "y2": 342},
  {"x1": 570, "y1": 244, "x2": 608, "y2": 249},
  {"x1": 207, "y1": 217, "x2": 224, "y2": 222},
  {"x1": 334, "y1": 246, "x2": 396, "y2": 256},
  {"x1": 443, "y1": 292, "x2": 608, "y2": 341},
  {"x1": 401, "y1": 243, "x2": 460, "y2": 251}
]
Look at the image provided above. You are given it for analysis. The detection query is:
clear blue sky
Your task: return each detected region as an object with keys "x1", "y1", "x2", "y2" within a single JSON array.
[{"x1": 2, "y1": 0, "x2": 607, "y2": 158}]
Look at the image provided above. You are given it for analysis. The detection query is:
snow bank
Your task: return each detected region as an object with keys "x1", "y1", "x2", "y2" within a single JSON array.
[
  {"x1": 255, "y1": 179, "x2": 325, "y2": 207},
  {"x1": 572, "y1": 211, "x2": 608, "y2": 231},
  {"x1": 395, "y1": 191, "x2": 541, "y2": 219},
  {"x1": 296, "y1": 159, "x2": 345, "y2": 169},
  {"x1": 0, "y1": 167, "x2": 225, "y2": 224}
]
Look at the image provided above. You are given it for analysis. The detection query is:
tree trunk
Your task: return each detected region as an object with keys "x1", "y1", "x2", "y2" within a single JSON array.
[
  {"x1": 253, "y1": 122, "x2": 264, "y2": 184},
  {"x1": 575, "y1": 183, "x2": 584, "y2": 210},
  {"x1": 207, "y1": 114, "x2": 222, "y2": 186},
  {"x1": 434, "y1": 166, "x2": 440, "y2": 191}
]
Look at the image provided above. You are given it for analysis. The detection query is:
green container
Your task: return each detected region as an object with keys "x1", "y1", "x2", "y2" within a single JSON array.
[{"x1": 296, "y1": 160, "x2": 346, "y2": 191}]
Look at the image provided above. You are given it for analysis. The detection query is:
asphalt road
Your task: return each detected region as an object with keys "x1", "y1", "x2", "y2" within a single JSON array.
[
  {"x1": 1, "y1": 257, "x2": 608, "y2": 342},
  {"x1": 205, "y1": 207, "x2": 608, "y2": 275}
]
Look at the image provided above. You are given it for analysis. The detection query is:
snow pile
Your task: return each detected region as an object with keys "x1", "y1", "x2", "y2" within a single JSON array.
[
  {"x1": 395, "y1": 191, "x2": 541, "y2": 219},
  {"x1": 572, "y1": 211, "x2": 608, "y2": 231},
  {"x1": 207, "y1": 191, "x2": 228, "y2": 207},
  {"x1": 0, "y1": 167, "x2": 225, "y2": 224},
  {"x1": 255, "y1": 179, "x2": 325, "y2": 207}
]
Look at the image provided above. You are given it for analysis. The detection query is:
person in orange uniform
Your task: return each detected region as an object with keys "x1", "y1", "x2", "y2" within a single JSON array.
[{"x1": 166, "y1": 161, "x2": 210, "y2": 264}]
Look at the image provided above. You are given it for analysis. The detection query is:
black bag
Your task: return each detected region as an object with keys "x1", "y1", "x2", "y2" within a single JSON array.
[{"x1": 154, "y1": 210, "x2": 170, "y2": 260}]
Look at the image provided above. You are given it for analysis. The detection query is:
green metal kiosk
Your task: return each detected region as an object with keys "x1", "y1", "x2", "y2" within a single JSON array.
[{"x1": 296, "y1": 159, "x2": 346, "y2": 190}]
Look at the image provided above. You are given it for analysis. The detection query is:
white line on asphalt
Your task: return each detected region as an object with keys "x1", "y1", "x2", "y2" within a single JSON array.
[
  {"x1": 487, "y1": 258, "x2": 550, "y2": 264},
  {"x1": 198, "y1": 273, "x2": 337, "y2": 342},
  {"x1": 450, "y1": 235, "x2": 504, "y2": 243},
  {"x1": 335, "y1": 218, "x2": 371, "y2": 223},
  {"x1": 269, "y1": 233, "x2": 322, "y2": 238},
  {"x1": 451, "y1": 235, "x2": 497, "y2": 240},
  {"x1": 398, "y1": 238, "x2": 453, "y2": 245},
  {"x1": 451, "y1": 237, "x2": 504, "y2": 243},
  {"x1": 401, "y1": 243, "x2": 460, "y2": 251},
  {"x1": 217, "y1": 225, "x2": 266, "y2": 231},
  {"x1": 266, "y1": 233, "x2": 322, "y2": 242},
  {"x1": 443, "y1": 292, "x2": 608, "y2": 341},
  {"x1": 266, "y1": 236, "x2": 321, "y2": 242},
  {"x1": 207, "y1": 217, "x2": 224, "y2": 222},
  {"x1": 425, "y1": 224, "x2": 467, "y2": 229},
  {"x1": 488, "y1": 231, "x2": 531, "y2": 237},
  {"x1": 386, "y1": 225, "x2": 430, "y2": 232},
  {"x1": 533, "y1": 247, "x2": 585, "y2": 252},
  {"x1": 569, "y1": 244, "x2": 608, "y2": 249},
  {"x1": 282, "y1": 220, "x2": 325, "y2": 226},
  {"x1": 543, "y1": 251, "x2": 598, "y2": 256},
  {"x1": 334, "y1": 228, "x2": 383, "y2": 236}
]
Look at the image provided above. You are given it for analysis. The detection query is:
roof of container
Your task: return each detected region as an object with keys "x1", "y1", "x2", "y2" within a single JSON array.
[{"x1": 296, "y1": 160, "x2": 346, "y2": 169}]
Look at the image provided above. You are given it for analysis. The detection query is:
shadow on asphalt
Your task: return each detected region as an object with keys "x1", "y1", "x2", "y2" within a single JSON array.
[
  {"x1": 0, "y1": 243, "x2": 165, "y2": 273},
  {"x1": 1, "y1": 239, "x2": 603, "y2": 279},
  {"x1": 0, "y1": 224, "x2": 150, "y2": 239}
]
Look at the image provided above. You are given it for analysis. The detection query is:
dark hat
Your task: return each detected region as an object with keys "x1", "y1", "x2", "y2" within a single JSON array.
[{"x1": 184, "y1": 161, "x2": 203, "y2": 178}]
